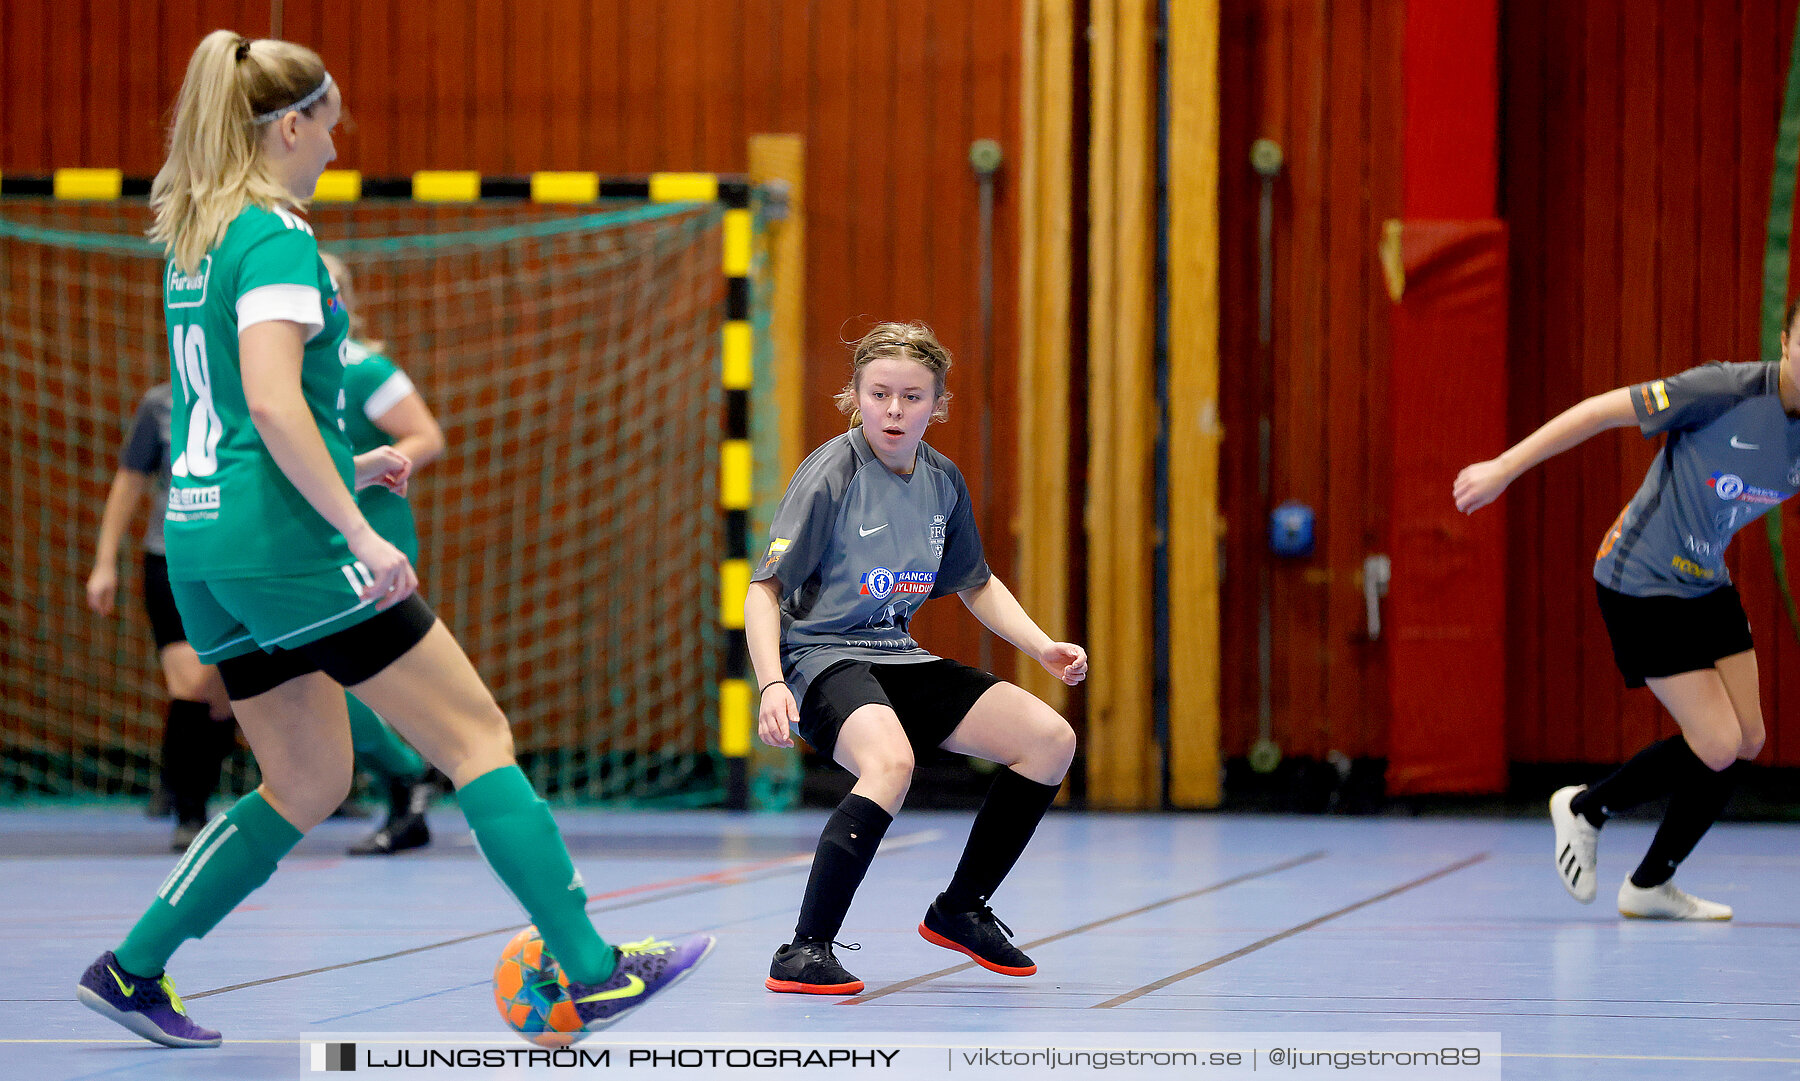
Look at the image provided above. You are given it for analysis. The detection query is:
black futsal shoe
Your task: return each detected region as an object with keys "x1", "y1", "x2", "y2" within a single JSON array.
[
  {"x1": 764, "y1": 939, "x2": 864, "y2": 995},
  {"x1": 348, "y1": 775, "x2": 435, "y2": 855},
  {"x1": 918, "y1": 896, "x2": 1036, "y2": 976}
]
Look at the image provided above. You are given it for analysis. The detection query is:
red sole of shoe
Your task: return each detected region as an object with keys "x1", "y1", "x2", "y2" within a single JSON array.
[
  {"x1": 764, "y1": 977, "x2": 864, "y2": 995},
  {"x1": 917, "y1": 923, "x2": 1037, "y2": 976}
]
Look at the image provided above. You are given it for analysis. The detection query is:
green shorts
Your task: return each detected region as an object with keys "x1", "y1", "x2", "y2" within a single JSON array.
[{"x1": 170, "y1": 563, "x2": 387, "y2": 664}]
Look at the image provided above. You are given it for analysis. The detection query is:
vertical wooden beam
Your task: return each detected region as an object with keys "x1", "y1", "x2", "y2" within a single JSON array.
[
  {"x1": 1015, "y1": 0, "x2": 1074, "y2": 718},
  {"x1": 749, "y1": 134, "x2": 807, "y2": 481},
  {"x1": 1167, "y1": 0, "x2": 1222, "y2": 808},
  {"x1": 748, "y1": 133, "x2": 806, "y2": 806},
  {"x1": 1086, "y1": 0, "x2": 1159, "y2": 808},
  {"x1": 1086, "y1": 0, "x2": 1123, "y2": 806}
]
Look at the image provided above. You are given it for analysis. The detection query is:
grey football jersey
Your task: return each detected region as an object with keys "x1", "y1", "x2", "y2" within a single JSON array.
[
  {"x1": 752, "y1": 427, "x2": 992, "y2": 702},
  {"x1": 1594, "y1": 361, "x2": 1800, "y2": 597},
  {"x1": 120, "y1": 383, "x2": 174, "y2": 557}
]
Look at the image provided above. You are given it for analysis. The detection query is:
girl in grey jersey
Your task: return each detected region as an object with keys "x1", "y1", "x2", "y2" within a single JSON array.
[
  {"x1": 1454, "y1": 322, "x2": 1800, "y2": 920},
  {"x1": 87, "y1": 383, "x2": 237, "y2": 849},
  {"x1": 748, "y1": 323, "x2": 1088, "y2": 994}
]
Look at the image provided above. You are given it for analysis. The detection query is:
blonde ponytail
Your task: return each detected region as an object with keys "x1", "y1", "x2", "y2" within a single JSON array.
[{"x1": 149, "y1": 30, "x2": 330, "y2": 273}]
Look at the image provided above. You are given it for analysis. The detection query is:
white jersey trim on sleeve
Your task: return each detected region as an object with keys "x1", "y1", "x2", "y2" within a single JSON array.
[
  {"x1": 237, "y1": 284, "x2": 324, "y2": 341},
  {"x1": 363, "y1": 371, "x2": 417, "y2": 421}
]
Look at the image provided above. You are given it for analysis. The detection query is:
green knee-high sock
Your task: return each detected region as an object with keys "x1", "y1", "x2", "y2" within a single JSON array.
[
  {"x1": 457, "y1": 765, "x2": 615, "y2": 984},
  {"x1": 347, "y1": 694, "x2": 427, "y2": 783},
  {"x1": 114, "y1": 790, "x2": 303, "y2": 978}
]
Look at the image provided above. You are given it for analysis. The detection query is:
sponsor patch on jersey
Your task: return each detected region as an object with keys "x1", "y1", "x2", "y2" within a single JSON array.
[
  {"x1": 1670, "y1": 555, "x2": 1716, "y2": 580},
  {"x1": 166, "y1": 485, "x2": 221, "y2": 520},
  {"x1": 1707, "y1": 472, "x2": 1785, "y2": 504},
  {"x1": 1638, "y1": 379, "x2": 1670, "y2": 414},
  {"x1": 165, "y1": 257, "x2": 212, "y2": 309},
  {"x1": 167, "y1": 485, "x2": 221, "y2": 512},
  {"x1": 860, "y1": 568, "x2": 934, "y2": 599},
  {"x1": 761, "y1": 537, "x2": 790, "y2": 571}
]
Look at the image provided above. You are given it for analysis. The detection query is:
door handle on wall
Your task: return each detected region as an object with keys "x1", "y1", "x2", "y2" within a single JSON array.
[{"x1": 1363, "y1": 554, "x2": 1391, "y2": 640}]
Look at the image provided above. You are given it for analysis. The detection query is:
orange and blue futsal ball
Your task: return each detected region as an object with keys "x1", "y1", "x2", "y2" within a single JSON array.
[{"x1": 493, "y1": 925, "x2": 588, "y2": 1047}]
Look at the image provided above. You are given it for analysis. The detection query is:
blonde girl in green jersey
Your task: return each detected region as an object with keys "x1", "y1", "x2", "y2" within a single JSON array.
[{"x1": 76, "y1": 31, "x2": 712, "y2": 1050}]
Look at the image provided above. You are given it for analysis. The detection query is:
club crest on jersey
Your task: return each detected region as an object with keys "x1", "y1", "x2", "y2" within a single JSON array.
[
  {"x1": 929, "y1": 514, "x2": 947, "y2": 557},
  {"x1": 1708, "y1": 472, "x2": 1784, "y2": 504},
  {"x1": 861, "y1": 567, "x2": 897, "y2": 599},
  {"x1": 1788, "y1": 460, "x2": 1800, "y2": 488}
]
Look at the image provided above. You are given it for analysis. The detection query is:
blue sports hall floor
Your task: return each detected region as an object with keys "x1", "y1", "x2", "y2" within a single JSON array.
[{"x1": 3, "y1": 805, "x2": 1797, "y2": 1079}]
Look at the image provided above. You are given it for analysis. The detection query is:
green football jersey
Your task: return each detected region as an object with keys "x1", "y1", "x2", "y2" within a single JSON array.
[
  {"x1": 161, "y1": 204, "x2": 355, "y2": 581},
  {"x1": 339, "y1": 339, "x2": 421, "y2": 563}
]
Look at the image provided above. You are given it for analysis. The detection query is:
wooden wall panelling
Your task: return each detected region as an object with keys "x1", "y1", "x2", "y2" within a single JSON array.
[
  {"x1": 1083, "y1": 0, "x2": 1157, "y2": 807},
  {"x1": 1364, "y1": 0, "x2": 1404, "y2": 761},
  {"x1": 620, "y1": 1, "x2": 662, "y2": 173},
  {"x1": 1615, "y1": 0, "x2": 1664, "y2": 760},
  {"x1": 1012, "y1": 0, "x2": 1074, "y2": 719},
  {"x1": 1321, "y1": 0, "x2": 1372, "y2": 759},
  {"x1": 1275, "y1": 0, "x2": 1328, "y2": 761},
  {"x1": 1572, "y1": 0, "x2": 1622, "y2": 766},
  {"x1": 1215, "y1": 0, "x2": 1259, "y2": 760},
  {"x1": 661, "y1": 0, "x2": 705, "y2": 170},
  {"x1": 1500, "y1": 0, "x2": 1548, "y2": 764},
  {"x1": 1167, "y1": 0, "x2": 1222, "y2": 807}
]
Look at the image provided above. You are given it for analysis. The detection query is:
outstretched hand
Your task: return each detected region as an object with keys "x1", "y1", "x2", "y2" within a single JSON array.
[
  {"x1": 1453, "y1": 459, "x2": 1512, "y2": 514},
  {"x1": 1039, "y1": 642, "x2": 1088, "y2": 686}
]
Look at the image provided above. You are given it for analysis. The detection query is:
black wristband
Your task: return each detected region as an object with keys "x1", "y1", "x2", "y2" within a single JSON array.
[{"x1": 758, "y1": 679, "x2": 785, "y2": 696}]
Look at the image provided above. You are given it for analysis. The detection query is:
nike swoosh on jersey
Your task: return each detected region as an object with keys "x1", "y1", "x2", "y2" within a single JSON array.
[
  {"x1": 574, "y1": 974, "x2": 646, "y2": 1002},
  {"x1": 859, "y1": 524, "x2": 888, "y2": 537},
  {"x1": 1731, "y1": 436, "x2": 1759, "y2": 450}
]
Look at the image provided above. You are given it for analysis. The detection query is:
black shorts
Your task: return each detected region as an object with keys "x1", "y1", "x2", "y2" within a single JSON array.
[
  {"x1": 1594, "y1": 582, "x2": 1754, "y2": 689},
  {"x1": 214, "y1": 594, "x2": 437, "y2": 701},
  {"x1": 140, "y1": 552, "x2": 188, "y2": 650},
  {"x1": 797, "y1": 658, "x2": 1003, "y2": 761}
]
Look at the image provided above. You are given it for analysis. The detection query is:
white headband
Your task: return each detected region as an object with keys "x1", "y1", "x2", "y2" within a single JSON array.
[{"x1": 253, "y1": 73, "x2": 333, "y2": 125}]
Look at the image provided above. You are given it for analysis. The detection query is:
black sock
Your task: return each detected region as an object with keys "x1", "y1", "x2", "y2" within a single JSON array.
[
  {"x1": 793, "y1": 794, "x2": 892, "y2": 944},
  {"x1": 163, "y1": 700, "x2": 219, "y2": 823},
  {"x1": 1572, "y1": 736, "x2": 1697, "y2": 826},
  {"x1": 155, "y1": 706, "x2": 180, "y2": 806},
  {"x1": 941, "y1": 768, "x2": 1063, "y2": 913},
  {"x1": 206, "y1": 716, "x2": 237, "y2": 800},
  {"x1": 1630, "y1": 759, "x2": 1739, "y2": 888}
]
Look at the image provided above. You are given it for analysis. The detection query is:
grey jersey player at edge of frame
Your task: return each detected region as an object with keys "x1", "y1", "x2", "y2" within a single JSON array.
[
  {"x1": 121, "y1": 383, "x2": 175, "y2": 557},
  {"x1": 751, "y1": 426, "x2": 992, "y2": 704},
  {"x1": 1595, "y1": 361, "x2": 1800, "y2": 598}
]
